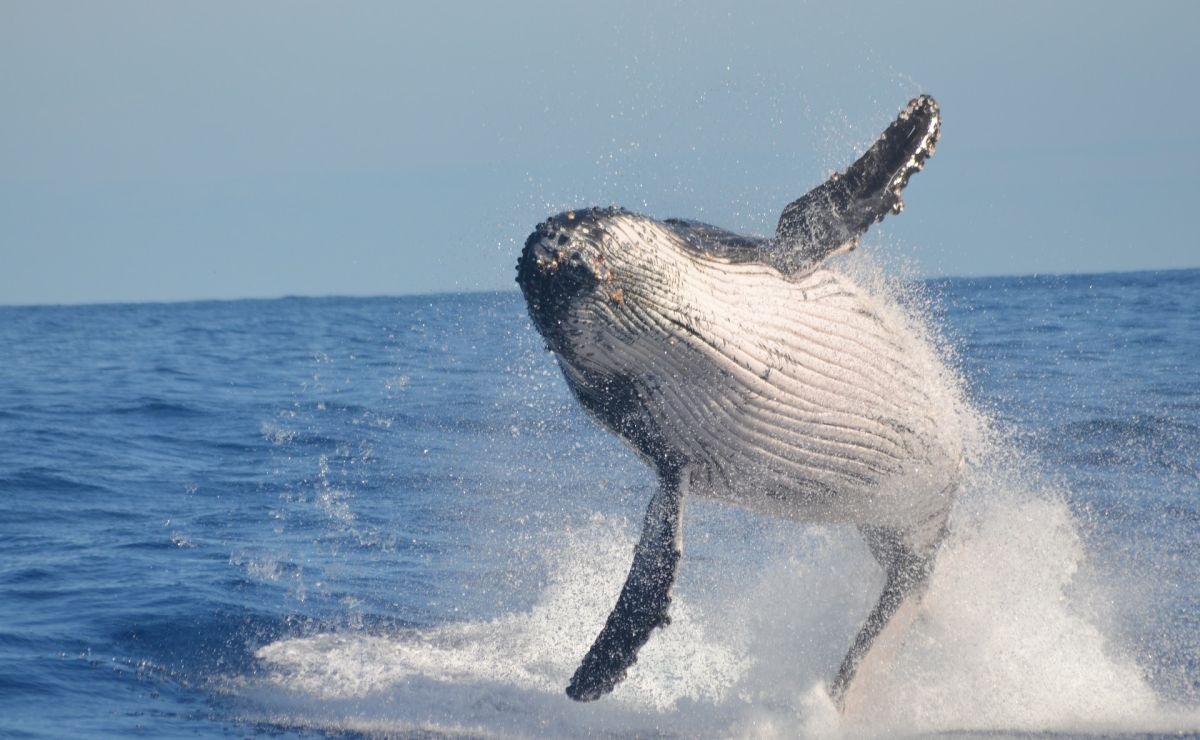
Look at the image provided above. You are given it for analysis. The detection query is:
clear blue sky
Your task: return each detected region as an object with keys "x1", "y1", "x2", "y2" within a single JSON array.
[{"x1": 2, "y1": 1, "x2": 1197, "y2": 305}]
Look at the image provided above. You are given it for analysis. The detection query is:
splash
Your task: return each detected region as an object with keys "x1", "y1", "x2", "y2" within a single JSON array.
[
  {"x1": 235, "y1": 515, "x2": 747, "y2": 735},
  {"x1": 232, "y1": 452, "x2": 1196, "y2": 737}
]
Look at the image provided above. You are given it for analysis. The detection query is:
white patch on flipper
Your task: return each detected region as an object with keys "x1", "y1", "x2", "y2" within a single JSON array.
[{"x1": 838, "y1": 582, "x2": 924, "y2": 718}]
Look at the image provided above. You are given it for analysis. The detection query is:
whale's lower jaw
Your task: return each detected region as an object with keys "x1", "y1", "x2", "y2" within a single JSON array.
[{"x1": 550, "y1": 249, "x2": 962, "y2": 552}]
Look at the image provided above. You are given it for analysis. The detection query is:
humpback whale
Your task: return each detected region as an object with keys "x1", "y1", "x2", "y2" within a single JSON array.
[{"x1": 516, "y1": 95, "x2": 963, "y2": 708}]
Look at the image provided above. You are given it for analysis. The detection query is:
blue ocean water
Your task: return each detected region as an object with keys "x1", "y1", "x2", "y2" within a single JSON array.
[{"x1": 0, "y1": 268, "x2": 1196, "y2": 737}]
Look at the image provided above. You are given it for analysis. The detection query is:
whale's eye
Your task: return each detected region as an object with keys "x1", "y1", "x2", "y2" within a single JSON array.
[{"x1": 557, "y1": 234, "x2": 569, "y2": 246}]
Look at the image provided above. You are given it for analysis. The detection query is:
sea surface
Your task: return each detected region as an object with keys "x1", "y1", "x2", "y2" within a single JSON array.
[{"x1": 1, "y1": 267, "x2": 1197, "y2": 737}]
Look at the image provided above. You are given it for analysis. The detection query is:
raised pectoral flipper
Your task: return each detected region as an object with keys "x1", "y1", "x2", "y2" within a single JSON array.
[
  {"x1": 773, "y1": 95, "x2": 941, "y2": 274},
  {"x1": 566, "y1": 468, "x2": 686, "y2": 701}
]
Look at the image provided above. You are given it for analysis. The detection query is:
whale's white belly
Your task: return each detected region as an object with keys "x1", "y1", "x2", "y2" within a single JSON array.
[{"x1": 607, "y1": 260, "x2": 963, "y2": 535}]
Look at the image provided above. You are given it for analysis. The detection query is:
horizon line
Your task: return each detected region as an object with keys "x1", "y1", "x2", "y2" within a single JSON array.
[{"x1": 2, "y1": 264, "x2": 1197, "y2": 311}]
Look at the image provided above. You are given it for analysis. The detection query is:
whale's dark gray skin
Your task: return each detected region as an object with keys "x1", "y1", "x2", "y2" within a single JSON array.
[{"x1": 516, "y1": 96, "x2": 962, "y2": 708}]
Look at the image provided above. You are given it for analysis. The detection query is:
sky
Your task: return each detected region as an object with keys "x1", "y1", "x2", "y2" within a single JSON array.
[{"x1": 1, "y1": 0, "x2": 1197, "y2": 305}]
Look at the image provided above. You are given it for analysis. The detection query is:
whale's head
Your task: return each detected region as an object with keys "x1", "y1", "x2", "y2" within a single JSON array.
[
  {"x1": 517, "y1": 207, "x2": 610, "y2": 352},
  {"x1": 517, "y1": 206, "x2": 688, "y2": 374}
]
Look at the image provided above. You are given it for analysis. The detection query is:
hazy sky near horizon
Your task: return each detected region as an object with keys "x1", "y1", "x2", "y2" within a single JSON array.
[{"x1": 2, "y1": 1, "x2": 1197, "y2": 305}]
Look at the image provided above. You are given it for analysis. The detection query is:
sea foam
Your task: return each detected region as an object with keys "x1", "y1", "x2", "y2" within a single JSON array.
[{"x1": 238, "y1": 454, "x2": 1183, "y2": 737}]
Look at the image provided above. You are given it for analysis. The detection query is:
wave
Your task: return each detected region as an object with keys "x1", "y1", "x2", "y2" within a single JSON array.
[
  {"x1": 1038, "y1": 415, "x2": 1198, "y2": 472},
  {"x1": 0, "y1": 467, "x2": 115, "y2": 497},
  {"x1": 108, "y1": 399, "x2": 209, "y2": 418}
]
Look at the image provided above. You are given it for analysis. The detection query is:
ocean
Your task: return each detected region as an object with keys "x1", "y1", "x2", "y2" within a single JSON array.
[{"x1": 0, "y1": 266, "x2": 1196, "y2": 737}]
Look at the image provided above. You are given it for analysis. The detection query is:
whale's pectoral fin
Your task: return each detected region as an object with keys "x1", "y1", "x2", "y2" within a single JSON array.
[
  {"x1": 772, "y1": 95, "x2": 941, "y2": 275},
  {"x1": 829, "y1": 524, "x2": 940, "y2": 711},
  {"x1": 566, "y1": 467, "x2": 687, "y2": 701}
]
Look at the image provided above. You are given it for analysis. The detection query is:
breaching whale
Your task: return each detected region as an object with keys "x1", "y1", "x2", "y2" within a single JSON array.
[{"x1": 516, "y1": 95, "x2": 963, "y2": 708}]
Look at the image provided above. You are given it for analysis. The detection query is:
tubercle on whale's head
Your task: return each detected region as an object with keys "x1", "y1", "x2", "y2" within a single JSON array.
[
  {"x1": 516, "y1": 206, "x2": 629, "y2": 354},
  {"x1": 517, "y1": 205, "x2": 694, "y2": 380}
]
